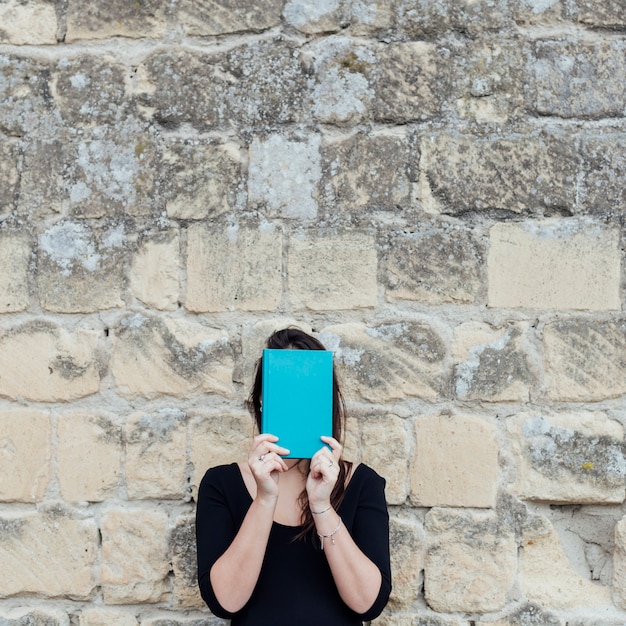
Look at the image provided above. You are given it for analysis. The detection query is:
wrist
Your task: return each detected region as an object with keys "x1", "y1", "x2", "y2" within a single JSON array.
[{"x1": 310, "y1": 501, "x2": 332, "y2": 515}]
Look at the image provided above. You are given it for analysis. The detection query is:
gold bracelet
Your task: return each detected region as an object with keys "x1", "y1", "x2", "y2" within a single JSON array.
[{"x1": 318, "y1": 517, "x2": 342, "y2": 550}]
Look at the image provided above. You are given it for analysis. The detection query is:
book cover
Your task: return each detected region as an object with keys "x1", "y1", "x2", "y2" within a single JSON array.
[{"x1": 261, "y1": 348, "x2": 333, "y2": 459}]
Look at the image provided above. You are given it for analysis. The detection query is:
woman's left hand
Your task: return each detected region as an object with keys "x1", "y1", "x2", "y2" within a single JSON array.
[{"x1": 306, "y1": 436, "x2": 342, "y2": 512}]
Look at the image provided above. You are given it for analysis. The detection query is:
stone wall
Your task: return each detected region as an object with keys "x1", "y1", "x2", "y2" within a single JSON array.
[{"x1": 0, "y1": 0, "x2": 625, "y2": 624}]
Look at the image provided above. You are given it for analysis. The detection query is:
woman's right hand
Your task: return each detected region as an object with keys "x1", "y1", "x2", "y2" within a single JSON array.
[{"x1": 247, "y1": 434, "x2": 290, "y2": 501}]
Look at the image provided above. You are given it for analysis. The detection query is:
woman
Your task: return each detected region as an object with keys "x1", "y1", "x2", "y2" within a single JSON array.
[{"x1": 196, "y1": 328, "x2": 391, "y2": 625}]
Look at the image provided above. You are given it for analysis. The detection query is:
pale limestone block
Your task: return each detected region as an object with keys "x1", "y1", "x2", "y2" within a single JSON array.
[
  {"x1": 508, "y1": 410, "x2": 625, "y2": 504},
  {"x1": 488, "y1": 221, "x2": 621, "y2": 310},
  {"x1": 289, "y1": 235, "x2": 377, "y2": 311},
  {"x1": 424, "y1": 509, "x2": 516, "y2": 613},
  {"x1": 521, "y1": 515, "x2": 611, "y2": 608},
  {"x1": 0, "y1": 607, "x2": 70, "y2": 626},
  {"x1": 189, "y1": 412, "x2": 251, "y2": 500},
  {"x1": 479, "y1": 603, "x2": 564, "y2": 625},
  {"x1": 319, "y1": 322, "x2": 448, "y2": 403},
  {"x1": 248, "y1": 134, "x2": 322, "y2": 219},
  {"x1": 373, "y1": 614, "x2": 466, "y2": 626},
  {"x1": 343, "y1": 415, "x2": 360, "y2": 463},
  {"x1": 0, "y1": 322, "x2": 101, "y2": 402},
  {"x1": 57, "y1": 413, "x2": 121, "y2": 502},
  {"x1": 129, "y1": 233, "x2": 179, "y2": 310},
  {"x1": 170, "y1": 515, "x2": 204, "y2": 608},
  {"x1": 0, "y1": 230, "x2": 30, "y2": 312},
  {"x1": 0, "y1": 1, "x2": 57, "y2": 44},
  {"x1": 0, "y1": 409, "x2": 50, "y2": 502},
  {"x1": 100, "y1": 509, "x2": 169, "y2": 604},
  {"x1": 411, "y1": 413, "x2": 499, "y2": 508},
  {"x1": 453, "y1": 321, "x2": 532, "y2": 402},
  {"x1": 544, "y1": 318, "x2": 626, "y2": 401},
  {"x1": 110, "y1": 315, "x2": 233, "y2": 398},
  {"x1": 185, "y1": 224, "x2": 282, "y2": 313},
  {"x1": 79, "y1": 608, "x2": 139, "y2": 626},
  {"x1": 284, "y1": 0, "x2": 342, "y2": 33},
  {"x1": 613, "y1": 516, "x2": 626, "y2": 609},
  {"x1": 125, "y1": 409, "x2": 187, "y2": 500},
  {"x1": 361, "y1": 415, "x2": 409, "y2": 505},
  {"x1": 387, "y1": 513, "x2": 424, "y2": 610},
  {"x1": 0, "y1": 510, "x2": 97, "y2": 597}
]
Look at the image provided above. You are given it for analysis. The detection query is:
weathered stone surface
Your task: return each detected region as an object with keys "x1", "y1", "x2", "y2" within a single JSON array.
[
  {"x1": 419, "y1": 131, "x2": 578, "y2": 215},
  {"x1": 289, "y1": 234, "x2": 377, "y2": 310},
  {"x1": 110, "y1": 315, "x2": 233, "y2": 398},
  {"x1": 125, "y1": 409, "x2": 187, "y2": 500},
  {"x1": 0, "y1": 321, "x2": 101, "y2": 402},
  {"x1": 170, "y1": 515, "x2": 203, "y2": 608},
  {"x1": 529, "y1": 39, "x2": 626, "y2": 118},
  {"x1": 488, "y1": 221, "x2": 621, "y2": 310},
  {"x1": 582, "y1": 134, "x2": 626, "y2": 213},
  {"x1": 321, "y1": 131, "x2": 414, "y2": 212},
  {"x1": 0, "y1": 509, "x2": 97, "y2": 597},
  {"x1": 0, "y1": 607, "x2": 70, "y2": 626},
  {"x1": 179, "y1": 0, "x2": 284, "y2": 35},
  {"x1": 185, "y1": 223, "x2": 282, "y2": 312},
  {"x1": 387, "y1": 513, "x2": 424, "y2": 609},
  {"x1": 66, "y1": 0, "x2": 167, "y2": 41},
  {"x1": 382, "y1": 220, "x2": 485, "y2": 305},
  {"x1": 613, "y1": 516, "x2": 626, "y2": 610},
  {"x1": 521, "y1": 514, "x2": 611, "y2": 608},
  {"x1": 162, "y1": 139, "x2": 242, "y2": 220},
  {"x1": 284, "y1": 0, "x2": 343, "y2": 33},
  {"x1": 37, "y1": 220, "x2": 127, "y2": 312},
  {"x1": 100, "y1": 509, "x2": 169, "y2": 604},
  {"x1": 129, "y1": 231, "x2": 180, "y2": 310},
  {"x1": 361, "y1": 414, "x2": 409, "y2": 504},
  {"x1": 0, "y1": 229, "x2": 30, "y2": 312},
  {"x1": 479, "y1": 603, "x2": 563, "y2": 625},
  {"x1": 424, "y1": 508, "x2": 516, "y2": 613},
  {"x1": 0, "y1": 138, "x2": 20, "y2": 217},
  {"x1": 573, "y1": 0, "x2": 626, "y2": 28},
  {"x1": 248, "y1": 133, "x2": 321, "y2": 219},
  {"x1": 57, "y1": 413, "x2": 121, "y2": 502},
  {"x1": 78, "y1": 608, "x2": 138, "y2": 626},
  {"x1": 0, "y1": 0, "x2": 57, "y2": 45},
  {"x1": 320, "y1": 322, "x2": 449, "y2": 402},
  {"x1": 543, "y1": 318, "x2": 626, "y2": 401},
  {"x1": 411, "y1": 413, "x2": 499, "y2": 507},
  {"x1": 508, "y1": 411, "x2": 625, "y2": 504},
  {"x1": 0, "y1": 410, "x2": 50, "y2": 502},
  {"x1": 141, "y1": 616, "x2": 226, "y2": 626},
  {"x1": 513, "y1": 0, "x2": 566, "y2": 26},
  {"x1": 374, "y1": 614, "x2": 466, "y2": 626},
  {"x1": 454, "y1": 322, "x2": 532, "y2": 402}
]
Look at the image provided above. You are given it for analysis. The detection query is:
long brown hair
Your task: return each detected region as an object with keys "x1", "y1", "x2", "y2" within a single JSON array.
[{"x1": 246, "y1": 327, "x2": 352, "y2": 540}]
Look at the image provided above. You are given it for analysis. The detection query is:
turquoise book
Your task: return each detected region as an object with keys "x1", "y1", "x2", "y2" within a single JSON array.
[{"x1": 261, "y1": 348, "x2": 333, "y2": 459}]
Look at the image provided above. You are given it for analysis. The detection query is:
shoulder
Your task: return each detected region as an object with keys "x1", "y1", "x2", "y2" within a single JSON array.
[
  {"x1": 198, "y1": 462, "x2": 242, "y2": 491},
  {"x1": 350, "y1": 463, "x2": 386, "y2": 488}
]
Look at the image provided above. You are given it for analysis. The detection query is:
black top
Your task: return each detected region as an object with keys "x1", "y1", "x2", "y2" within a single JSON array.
[{"x1": 196, "y1": 463, "x2": 392, "y2": 625}]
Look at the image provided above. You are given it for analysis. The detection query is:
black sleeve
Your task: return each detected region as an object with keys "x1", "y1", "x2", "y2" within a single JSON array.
[
  {"x1": 195, "y1": 466, "x2": 240, "y2": 619},
  {"x1": 349, "y1": 469, "x2": 392, "y2": 621}
]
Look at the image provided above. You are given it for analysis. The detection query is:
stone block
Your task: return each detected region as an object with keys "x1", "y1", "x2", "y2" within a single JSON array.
[
  {"x1": 454, "y1": 322, "x2": 532, "y2": 402},
  {"x1": 614, "y1": 516, "x2": 626, "y2": 609},
  {"x1": 382, "y1": 220, "x2": 485, "y2": 305},
  {"x1": 319, "y1": 322, "x2": 449, "y2": 403},
  {"x1": 0, "y1": 409, "x2": 50, "y2": 502},
  {"x1": 0, "y1": 0, "x2": 57, "y2": 44},
  {"x1": 529, "y1": 39, "x2": 626, "y2": 118},
  {"x1": 387, "y1": 513, "x2": 424, "y2": 609},
  {"x1": 572, "y1": 0, "x2": 626, "y2": 28},
  {"x1": 78, "y1": 608, "x2": 139, "y2": 626},
  {"x1": 508, "y1": 410, "x2": 625, "y2": 503},
  {"x1": 185, "y1": 223, "x2": 282, "y2": 312},
  {"x1": 125, "y1": 409, "x2": 188, "y2": 500},
  {"x1": 66, "y1": 0, "x2": 167, "y2": 41},
  {"x1": 0, "y1": 509, "x2": 97, "y2": 597},
  {"x1": 289, "y1": 234, "x2": 377, "y2": 310},
  {"x1": 37, "y1": 220, "x2": 127, "y2": 312},
  {"x1": 0, "y1": 138, "x2": 19, "y2": 216},
  {"x1": 129, "y1": 231, "x2": 180, "y2": 310},
  {"x1": 179, "y1": 0, "x2": 284, "y2": 35},
  {"x1": 543, "y1": 318, "x2": 626, "y2": 401},
  {"x1": 582, "y1": 133, "x2": 626, "y2": 214},
  {"x1": 110, "y1": 315, "x2": 233, "y2": 398},
  {"x1": 0, "y1": 321, "x2": 101, "y2": 402},
  {"x1": 410, "y1": 413, "x2": 499, "y2": 508},
  {"x1": 0, "y1": 229, "x2": 30, "y2": 312},
  {"x1": 521, "y1": 514, "x2": 611, "y2": 608},
  {"x1": 100, "y1": 508, "x2": 169, "y2": 604},
  {"x1": 189, "y1": 411, "x2": 251, "y2": 500},
  {"x1": 141, "y1": 616, "x2": 226, "y2": 626},
  {"x1": 162, "y1": 139, "x2": 242, "y2": 220},
  {"x1": 0, "y1": 607, "x2": 70, "y2": 626},
  {"x1": 170, "y1": 515, "x2": 204, "y2": 608},
  {"x1": 284, "y1": 0, "x2": 343, "y2": 33},
  {"x1": 488, "y1": 221, "x2": 621, "y2": 310},
  {"x1": 419, "y1": 131, "x2": 578, "y2": 215},
  {"x1": 479, "y1": 603, "x2": 563, "y2": 625},
  {"x1": 57, "y1": 413, "x2": 122, "y2": 502},
  {"x1": 321, "y1": 131, "x2": 414, "y2": 212},
  {"x1": 360, "y1": 414, "x2": 409, "y2": 505},
  {"x1": 248, "y1": 133, "x2": 321, "y2": 219},
  {"x1": 513, "y1": 0, "x2": 565, "y2": 26},
  {"x1": 424, "y1": 508, "x2": 516, "y2": 613}
]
